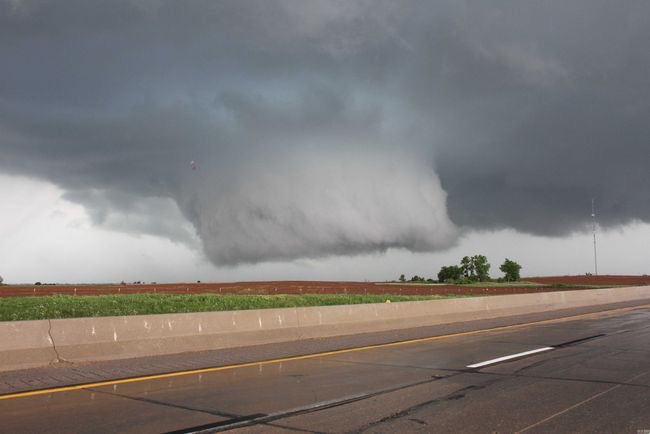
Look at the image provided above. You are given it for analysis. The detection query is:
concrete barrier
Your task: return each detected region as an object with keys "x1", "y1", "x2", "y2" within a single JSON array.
[
  {"x1": 293, "y1": 285, "x2": 650, "y2": 339},
  {"x1": 0, "y1": 320, "x2": 58, "y2": 370},
  {"x1": 1, "y1": 285, "x2": 650, "y2": 371},
  {"x1": 48, "y1": 308, "x2": 303, "y2": 362}
]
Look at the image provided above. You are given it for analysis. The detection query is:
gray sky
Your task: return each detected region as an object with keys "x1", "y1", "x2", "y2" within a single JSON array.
[{"x1": 1, "y1": 1, "x2": 648, "y2": 282}]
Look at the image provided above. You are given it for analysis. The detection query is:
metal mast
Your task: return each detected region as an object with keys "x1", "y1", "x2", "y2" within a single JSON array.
[{"x1": 591, "y1": 198, "x2": 598, "y2": 275}]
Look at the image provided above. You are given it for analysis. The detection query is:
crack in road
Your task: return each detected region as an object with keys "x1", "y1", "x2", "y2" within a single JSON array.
[
  {"x1": 207, "y1": 375, "x2": 456, "y2": 432},
  {"x1": 515, "y1": 369, "x2": 650, "y2": 433},
  {"x1": 348, "y1": 380, "x2": 503, "y2": 434},
  {"x1": 86, "y1": 387, "x2": 244, "y2": 420}
]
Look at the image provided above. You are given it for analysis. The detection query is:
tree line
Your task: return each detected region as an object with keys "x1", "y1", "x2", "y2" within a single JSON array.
[{"x1": 398, "y1": 255, "x2": 522, "y2": 284}]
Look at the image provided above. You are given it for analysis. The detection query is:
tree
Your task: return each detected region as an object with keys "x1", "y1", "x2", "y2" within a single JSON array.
[
  {"x1": 398, "y1": 274, "x2": 406, "y2": 282},
  {"x1": 472, "y1": 255, "x2": 491, "y2": 281},
  {"x1": 500, "y1": 258, "x2": 522, "y2": 281},
  {"x1": 459, "y1": 255, "x2": 490, "y2": 282},
  {"x1": 0, "y1": 275, "x2": 3, "y2": 284},
  {"x1": 438, "y1": 265, "x2": 463, "y2": 282},
  {"x1": 460, "y1": 256, "x2": 473, "y2": 279}
]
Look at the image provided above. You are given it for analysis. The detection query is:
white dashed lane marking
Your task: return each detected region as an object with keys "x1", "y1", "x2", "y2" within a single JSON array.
[{"x1": 467, "y1": 346, "x2": 555, "y2": 369}]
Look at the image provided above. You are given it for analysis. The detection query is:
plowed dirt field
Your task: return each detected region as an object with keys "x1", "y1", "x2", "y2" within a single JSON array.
[
  {"x1": 1, "y1": 275, "x2": 647, "y2": 298},
  {"x1": 527, "y1": 275, "x2": 650, "y2": 286}
]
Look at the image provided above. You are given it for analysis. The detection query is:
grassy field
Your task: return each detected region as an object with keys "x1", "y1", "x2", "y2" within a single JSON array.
[{"x1": 0, "y1": 293, "x2": 473, "y2": 322}]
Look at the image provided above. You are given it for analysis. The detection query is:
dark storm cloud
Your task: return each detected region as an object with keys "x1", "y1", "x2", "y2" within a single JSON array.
[
  {"x1": 400, "y1": 1, "x2": 650, "y2": 235},
  {"x1": 0, "y1": 1, "x2": 648, "y2": 265}
]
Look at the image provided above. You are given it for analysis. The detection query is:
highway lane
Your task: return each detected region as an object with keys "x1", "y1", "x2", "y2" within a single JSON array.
[{"x1": 1, "y1": 306, "x2": 649, "y2": 433}]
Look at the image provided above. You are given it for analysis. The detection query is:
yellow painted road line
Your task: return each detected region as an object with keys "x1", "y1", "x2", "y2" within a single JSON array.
[{"x1": 1, "y1": 303, "x2": 648, "y2": 401}]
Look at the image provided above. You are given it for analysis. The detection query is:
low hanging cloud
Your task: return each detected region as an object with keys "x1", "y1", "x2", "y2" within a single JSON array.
[
  {"x1": 1, "y1": 1, "x2": 649, "y2": 266},
  {"x1": 183, "y1": 149, "x2": 457, "y2": 265}
]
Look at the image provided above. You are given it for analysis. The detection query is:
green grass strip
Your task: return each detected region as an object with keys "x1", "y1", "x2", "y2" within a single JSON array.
[{"x1": 0, "y1": 293, "x2": 475, "y2": 322}]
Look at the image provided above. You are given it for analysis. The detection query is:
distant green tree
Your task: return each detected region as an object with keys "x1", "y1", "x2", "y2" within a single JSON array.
[
  {"x1": 438, "y1": 265, "x2": 463, "y2": 282},
  {"x1": 472, "y1": 255, "x2": 491, "y2": 281},
  {"x1": 460, "y1": 256, "x2": 473, "y2": 279},
  {"x1": 458, "y1": 255, "x2": 491, "y2": 281},
  {"x1": 500, "y1": 258, "x2": 522, "y2": 281},
  {"x1": 399, "y1": 274, "x2": 406, "y2": 282}
]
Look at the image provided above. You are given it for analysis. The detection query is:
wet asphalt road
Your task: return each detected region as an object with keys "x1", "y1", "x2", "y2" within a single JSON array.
[{"x1": 1, "y1": 306, "x2": 649, "y2": 434}]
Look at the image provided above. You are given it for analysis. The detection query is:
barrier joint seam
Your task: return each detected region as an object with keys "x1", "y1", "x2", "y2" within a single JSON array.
[{"x1": 47, "y1": 319, "x2": 66, "y2": 364}]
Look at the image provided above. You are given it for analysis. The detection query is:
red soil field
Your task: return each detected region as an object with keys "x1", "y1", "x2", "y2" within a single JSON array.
[
  {"x1": 0, "y1": 275, "x2": 647, "y2": 298},
  {"x1": 527, "y1": 275, "x2": 650, "y2": 286}
]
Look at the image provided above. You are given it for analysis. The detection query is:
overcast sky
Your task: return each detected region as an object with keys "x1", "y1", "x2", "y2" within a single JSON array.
[{"x1": 1, "y1": 1, "x2": 648, "y2": 283}]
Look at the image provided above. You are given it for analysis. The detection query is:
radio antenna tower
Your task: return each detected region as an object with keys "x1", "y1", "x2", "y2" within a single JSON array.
[{"x1": 591, "y1": 198, "x2": 598, "y2": 275}]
